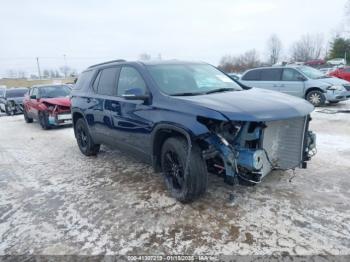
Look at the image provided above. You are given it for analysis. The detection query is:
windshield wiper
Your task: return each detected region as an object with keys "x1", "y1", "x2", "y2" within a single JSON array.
[
  {"x1": 205, "y1": 88, "x2": 235, "y2": 94},
  {"x1": 171, "y1": 92, "x2": 205, "y2": 96}
]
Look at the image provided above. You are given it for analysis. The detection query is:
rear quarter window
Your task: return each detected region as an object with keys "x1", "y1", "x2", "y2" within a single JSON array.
[
  {"x1": 242, "y1": 69, "x2": 261, "y2": 81},
  {"x1": 74, "y1": 70, "x2": 94, "y2": 90}
]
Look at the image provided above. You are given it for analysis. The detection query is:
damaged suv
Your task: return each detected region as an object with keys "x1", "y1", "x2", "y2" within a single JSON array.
[{"x1": 71, "y1": 60, "x2": 316, "y2": 202}]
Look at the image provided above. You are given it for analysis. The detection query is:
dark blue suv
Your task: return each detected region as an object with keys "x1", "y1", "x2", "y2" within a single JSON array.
[{"x1": 71, "y1": 60, "x2": 316, "y2": 202}]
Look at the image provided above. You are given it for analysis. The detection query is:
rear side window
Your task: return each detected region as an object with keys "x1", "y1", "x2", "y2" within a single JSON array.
[
  {"x1": 96, "y1": 67, "x2": 120, "y2": 96},
  {"x1": 242, "y1": 69, "x2": 260, "y2": 80},
  {"x1": 74, "y1": 70, "x2": 94, "y2": 90},
  {"x1": 260, "y1": 69, "x2": 282, "y2": 81},
  {"x1": 282, "y1": 68, "x2": 303, "y2": 81}
]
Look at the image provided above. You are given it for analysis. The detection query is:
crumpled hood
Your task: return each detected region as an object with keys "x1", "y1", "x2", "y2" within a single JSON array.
[
  {"x1": 40, "y1": 97, "x2": 71, "y2": 107},
  {"x1": 174, "y1": 88, "x2": 314, "y2": 121}
]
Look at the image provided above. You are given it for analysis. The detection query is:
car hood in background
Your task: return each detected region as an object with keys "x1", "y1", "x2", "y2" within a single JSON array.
[
  {"x1": 317, "y1": 76, "x2": 349, "y2": 85},
  {"x1": 40, "y1": 97, "x2": 71, "y2": 107},
  {"x1": 174, "y1": 88, "x2": 314, "y2": 121},
  {"x1": 7, "y1": 97, "x2": 24, "y2": 104}
]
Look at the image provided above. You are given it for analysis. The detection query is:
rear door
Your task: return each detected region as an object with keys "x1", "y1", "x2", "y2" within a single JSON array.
[
  {"x1": 258, "y1": 68, "x2": 283, "y2": 91},
  {"x1": 280, "y1": 68, "x2": 305, "y2": 97},
  {"x1": 89, "y1": 66, "x2": 120, "y2": 144}
]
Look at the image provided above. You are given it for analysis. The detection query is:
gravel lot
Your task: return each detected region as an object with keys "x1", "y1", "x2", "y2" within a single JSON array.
[{"x1": 0, "y1": 102, "x2": 350, "y2": 256}]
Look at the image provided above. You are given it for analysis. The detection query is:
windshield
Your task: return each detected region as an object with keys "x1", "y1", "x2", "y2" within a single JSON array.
[
  {"x1": 147, "y1": 64, "x2": 242, "y2": 95},
  {"x1": 298, "y1": 66, "x2": 325, "y2": 79},
  {"x1": 6, "y1": 89, "x2": 28, "y2": 98},
  {"x1": 39, "y1": 85, "x2": 71, "y2": 98}
]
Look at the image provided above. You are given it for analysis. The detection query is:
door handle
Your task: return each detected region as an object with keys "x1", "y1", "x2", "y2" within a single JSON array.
[{"x1": 86, "y1": 97, "x2": 91, "y2": 103}]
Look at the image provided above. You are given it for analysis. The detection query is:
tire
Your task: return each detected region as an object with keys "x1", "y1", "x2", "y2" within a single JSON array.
[
  {"x1": 5, "y1": 104, "x2": 13, "y2": 116},
  {"x1": 23, "y1": 108, "x2": 33, "y2": 123},
  {"x1": 74, "y1": 118, "x2": 100, "y2": 156},
  {"x1": 161, "y1": 136, "x2": 208, "y2": 203},
  {"x1": 306, "y1": 90, "x2": 326, "y2": 107},
  {"x1": 39, "y1": 111, "x2": 51, "y2": 130}
]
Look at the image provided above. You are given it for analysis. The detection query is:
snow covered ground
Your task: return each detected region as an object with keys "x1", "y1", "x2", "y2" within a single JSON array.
[{"x1": 0, "y1": 101, "x2": 349, "y2": 256}]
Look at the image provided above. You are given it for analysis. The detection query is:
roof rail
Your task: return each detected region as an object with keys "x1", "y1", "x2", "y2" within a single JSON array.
[{"x1": 88, "y1": 59, "x2": 126, "y2": 69}]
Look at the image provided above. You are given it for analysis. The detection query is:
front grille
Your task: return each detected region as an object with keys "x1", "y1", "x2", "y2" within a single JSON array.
[{"x1": 262, "y1": 117, "x2": 306, "y2": 170}]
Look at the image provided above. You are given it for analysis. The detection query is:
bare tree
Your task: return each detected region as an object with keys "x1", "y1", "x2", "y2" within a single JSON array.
[
  {"x1": 59, "y1": 66, "x2": 74, "y2": 78},
  {"x1": 138, "y1": 53, "x2": 151, "y2": 61},
  {"x1": 266, "y1": 34, "x2": 282, "y2": 65},
  {"x1": 290, "y1": 34, "x2": 324, "y2": 62},
  {"x1": 218, "y1": 49, "x2": 262, "y2": 72}
]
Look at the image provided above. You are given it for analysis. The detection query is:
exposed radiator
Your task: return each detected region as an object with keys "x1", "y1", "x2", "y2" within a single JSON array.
[{"x1": 262, "y1": 117, "x2": 307, "y2": 170}]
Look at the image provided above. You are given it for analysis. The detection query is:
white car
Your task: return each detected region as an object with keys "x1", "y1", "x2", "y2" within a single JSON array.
[{"x1": 327, "y1": 58, "x2": 346, "y2": 66}]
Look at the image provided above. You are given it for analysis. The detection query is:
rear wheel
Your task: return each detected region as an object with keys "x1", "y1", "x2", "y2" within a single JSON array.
[
  {"x1": 161, "y1": 137, "x2": 207, "y2": 203},
  {"x1": 75, "y1": 118, "x2": 100, "y2": 156},
  {"x1": 306, "y1": 90, "x2": 325, "y2": 107},
  {"x1": 39, "y1": 111, "x2": 51, "y2": 130},
  {"x1": 23, "y1": 108, "x2": 33, "y2": 123}
]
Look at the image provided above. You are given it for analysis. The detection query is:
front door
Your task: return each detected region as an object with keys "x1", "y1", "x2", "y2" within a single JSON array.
[
  {"x1": 280, "y1": 68, "x2": 305, "y2": 97},
  {"x1": 108, "y1": 66, "x2": 153, "y2": 155}
]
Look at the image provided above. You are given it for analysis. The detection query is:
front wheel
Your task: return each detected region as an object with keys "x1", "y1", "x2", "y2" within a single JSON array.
[
  {"x1": 39, "y1": 111, "x2": 51, "y2": 130},
  {"x1": 306, "y1": 90, "x2": 326, "y2": 107},
  {"x1": 161, "y1": 137, "x2": 208, "y2": 203},
  {"x1": 23, "y1": 108, "x2": 33, "y2": 123},
  {"x1": 74, "y1": 118, "x2": 100, "y2": 156}
]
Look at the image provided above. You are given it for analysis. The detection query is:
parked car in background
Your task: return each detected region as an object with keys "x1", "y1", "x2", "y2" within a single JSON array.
[
  {"x1": 240, "y1": 65, "x2": 350, "y2": 106},
  {"x1": 327, "y1": 58, "x2": 346, "y2": 66},
  {"x1": 0, "y1": 87, "x2": 28, "y2": 115},
  {"x1": 319, "y1": 67, "x2": 335, "y2": 75},
  {"x1": 328, "y1": 66, "x2": 350, "y2": 82},
  {"x1": 305, "y1": 59, "x2": 326, "y2": 66},
  {"x1": 71, "y1": 60, "x2": 316, "y2": 203},
  {"x1": 23, "y1": 85, "x2": 72, "y2": 129},
  {"x1": 227, "y1": 73, "x2": 242, "y2": 81}
]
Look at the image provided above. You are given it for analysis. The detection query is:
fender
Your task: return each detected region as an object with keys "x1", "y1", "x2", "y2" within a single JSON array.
[{"x1": 150, "y1": 122, "x2": 206, "y2": 173}]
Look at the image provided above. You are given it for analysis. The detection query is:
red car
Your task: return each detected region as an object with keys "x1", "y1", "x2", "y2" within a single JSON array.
[
  {"x1": 328, "y1": 66, "x2": 350, "y2": 82},
  {"x1": 23, "y1": 85, "x2": 72, "y2": 129}
]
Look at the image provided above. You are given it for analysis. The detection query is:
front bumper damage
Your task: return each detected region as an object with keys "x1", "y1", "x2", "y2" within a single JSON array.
[
  {"x1": 46, "y1": 106, "x2": 72, "y2": 126},
  {"x1": 201, "y1": 116, "x2": 316, "y2": 185},
  {"x1": 5, "y1": 100, "x2": 24, "y2": 115}
]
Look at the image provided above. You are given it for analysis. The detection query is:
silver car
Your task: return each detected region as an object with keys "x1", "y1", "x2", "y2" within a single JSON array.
[{"x1": 240, "y1": 65, "x2": 350, "y2": 106}]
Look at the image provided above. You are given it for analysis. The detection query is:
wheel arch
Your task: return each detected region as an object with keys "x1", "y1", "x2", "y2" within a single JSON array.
[
  {"x1": 305, "y1": 87, "x2": 326, "y2": 99},
  {"x1": 151, "y1": 123, "x2": 195, "y2": 173}
]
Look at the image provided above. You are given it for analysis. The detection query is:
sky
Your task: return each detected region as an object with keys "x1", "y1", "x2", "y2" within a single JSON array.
[{"x1": 0, "y1": 0, "x2": 348, "y2": 77}]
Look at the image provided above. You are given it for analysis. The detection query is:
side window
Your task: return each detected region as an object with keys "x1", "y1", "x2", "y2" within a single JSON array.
[
  {"x1": 92, "y1": 71, "x2": 102, "y2": 92},
  {"x1": 344, "y1": 68, "x2": 350, "y2": 72},
  {"x1": 32, "y1": 88, "x2": 38, "y2": 97},
  {"x1": 96, "y1": 67, "x2": 120, "y2": 96},
  {"x1": 260, "y1": 69, "x2": 282, "y2": 81},
  {"x1": 117, "y1": 67, "x2": 147, "y2": 96},
  {"x1": 282, "y1": 68, "x2": 303, "y2": 81},
  {"x1": 242, "y1": 70, "x2": 260, "y2": 81},
  {"x1": 74, "y1": 70, "x2": 94, "y2": 90}
]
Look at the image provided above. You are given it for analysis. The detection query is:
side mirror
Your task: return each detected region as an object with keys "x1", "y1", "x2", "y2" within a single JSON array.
[
  {"x1": 30, "y1": 95, "x2": 37, "y2": 99},
  {"x1": 122, "y1": 88, "x2": 150, "y2": 101},
  {"x1": 297, "y1": 76, "x2": 307, "y2": 81}
]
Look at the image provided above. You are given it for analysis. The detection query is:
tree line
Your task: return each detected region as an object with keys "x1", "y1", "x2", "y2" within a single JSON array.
[{"x1": 218, "y1": 34, "x2": 350, "y2": 73}]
